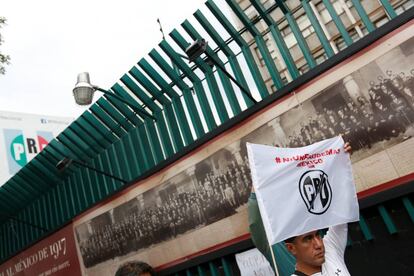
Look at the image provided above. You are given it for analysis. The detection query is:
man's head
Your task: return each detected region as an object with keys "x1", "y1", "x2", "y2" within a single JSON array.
[
  {"x1": 115, "y1": 261, "x2": 155, "y2": 276},
  {"x1": 285, "y1": 230, "x2": 325, "y2": 271}
]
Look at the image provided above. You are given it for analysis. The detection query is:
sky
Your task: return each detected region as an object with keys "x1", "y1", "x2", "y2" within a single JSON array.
[{"x1": 0, "y1": 0, "x2": 210, "y2": 120}]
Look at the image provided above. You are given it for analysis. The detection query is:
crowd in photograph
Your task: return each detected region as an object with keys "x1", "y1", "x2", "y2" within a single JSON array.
[
  {"x1": 78, "y1": 157, "x2": 252, "y2": 268},
  {"x1": 287, "y1": 70, "x2": 414, "y2": 151}
]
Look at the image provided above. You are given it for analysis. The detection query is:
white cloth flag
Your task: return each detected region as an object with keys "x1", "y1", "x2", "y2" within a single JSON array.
[{"x1": 247, "y1": 136, "x2": 359, "y2": 244}]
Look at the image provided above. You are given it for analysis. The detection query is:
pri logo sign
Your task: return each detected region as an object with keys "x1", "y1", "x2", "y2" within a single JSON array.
[
  {"x1": 299, "y1": 170, "x2": 332, "y2": 215},
  {"x1": 4, "y1": 129, "x2": 53, "y2": 174}
]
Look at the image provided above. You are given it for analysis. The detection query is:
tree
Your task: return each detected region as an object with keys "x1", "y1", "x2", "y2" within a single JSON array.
[{"x1": 0, "y1": 16, "x2": 10, "y2": 75}]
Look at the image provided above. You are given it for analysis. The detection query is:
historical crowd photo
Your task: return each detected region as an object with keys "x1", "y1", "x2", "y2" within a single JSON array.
[
  {"x1": 75, "y1": 35, "x2": 414, "y2": 270},
  {"x1": 75, "y1": 143, "x2": 253, "y2": 268}
]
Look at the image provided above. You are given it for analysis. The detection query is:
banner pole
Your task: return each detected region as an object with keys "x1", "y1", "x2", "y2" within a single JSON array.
[{"x1": 269, "y1": 243, "x2": 280, "y2": 276}]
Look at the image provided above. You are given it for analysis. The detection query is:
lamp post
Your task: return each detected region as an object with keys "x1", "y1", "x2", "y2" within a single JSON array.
[
  {"x1": 72, "y1": 72, "x2": 156, "y2": 121},
  {"x1": 56, "y1": 157, "x2": 128, "y2": 184},
  {"x1": 185, "y1": 39, "x2": 258, "y2": 104}
]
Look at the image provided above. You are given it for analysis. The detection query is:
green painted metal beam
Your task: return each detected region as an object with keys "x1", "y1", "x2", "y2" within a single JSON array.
[
  {"x1": 301, "y1": 0, "x2": 336, "y2": 57},
  {"x1": 378, "y1": 0, "x2": 397, "y2": 19},
  {"x1": 350, "y1": 0, "x2": 375, "y2": 33},
  {"x1": 378, "y1": 205, "x2": 398, "y2": 234},
  {"x1": 322, "y1": 0, "x2": 353, "y2": 47}
]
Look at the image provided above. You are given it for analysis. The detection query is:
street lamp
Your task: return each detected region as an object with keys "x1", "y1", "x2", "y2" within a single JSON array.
[
  {"x1": 72, "y1": 72, "x2": 156, "y2": 120},
  {"x1": 56, "y1": 157, "x2": 128, "y2": 184},
  {"x1": 185, "y1": 39, "x2": 257, "y2": 104}
]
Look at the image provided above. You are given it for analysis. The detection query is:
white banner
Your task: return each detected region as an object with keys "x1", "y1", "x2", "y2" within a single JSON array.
[
  {"x1": 247, "y1": 136, "x2": 359, "y2": 244},
  {"x1": 235, "y1": 248, "x2": 274, "y2": 276}
]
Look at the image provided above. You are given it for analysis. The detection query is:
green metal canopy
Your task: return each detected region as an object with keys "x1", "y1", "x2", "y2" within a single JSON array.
[{"x1": 0, "y1": 0, "x2": 412, "y2": 263}]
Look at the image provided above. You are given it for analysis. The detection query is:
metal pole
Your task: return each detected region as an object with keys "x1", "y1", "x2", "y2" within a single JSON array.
[{"x1": 72, "y1": 160, "x2": 128, "y2": 184}]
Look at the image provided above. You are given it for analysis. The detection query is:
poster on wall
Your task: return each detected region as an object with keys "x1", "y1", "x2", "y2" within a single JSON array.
[
  {"x1": 73, "y1": 22, "x2": 414, "y2": 275},
  {"x1": 0, "y1": 224, "x2": 81, "y2": 276},
  {"x1": 0, "y1": 111, "x2": 72, "y2": 185}
]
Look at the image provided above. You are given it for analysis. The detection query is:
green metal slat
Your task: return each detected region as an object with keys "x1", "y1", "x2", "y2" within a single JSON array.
[
  {"x1": 162, "y1": 103, "x2": 184, "y2": 151},
  {"x1": 90, "y1": 105, "x2": 127, "y2": 137},
  {"x1": 107, "y1": 146, "x2": 124, "y2": 191},
  {"x1": 184, "y1": 15, "x2": 242, "y2": 115},
  {"x1": 138, "y1": 123, "x2": 156, "y2": 169},
  {"x1": 226, "y1": 0, "x2": 283, "y2": 92},
  {"x1": 99, "y1": 149, "x2": 118, "y2": 193},
  {"x1": 73, "y1": 170, "x2": 90, "y2": 210},
  {"x1": 121, "y1": 133, "x2": 141, "y2": 178},
  {"x1": 115, "y1": 84, "x2": 175, "y2": 159},
  {"x1": 2, "y1": 183, "x2": 30, "y2": 203},
  {"x1": 138, "y1": 58, "x2": 194, "y2": 145},
  {"x1": 57, "y1": 134, "x2": 92, "y2": 160},
  {"x1": 149, "y1": 50, "x2": 205, "y2": 138},
  {"x1": 142, "y1": 117, "x2": 166, "y2": 163},
  {"x1": 104, "y1": 92, "x2": 145, "y2": 126},
  {"x1": 6, "y1": 179, "x2": 34, "y2": 204},
  {"x1": 159, "y1": 40, "x2": 217, "y2": 131},
  {"x1": 81, "y1": 112, "x2": 118, "y2": 143},
  {"x1": 208, "y1": 261, "x2": 219, "y2": 276},
  {"x1": 322, "y1": 0, "x2": 353, "y2": 47},
  {"x1": 109, "y1": 83, "x2": 151, "y2": 122},
  {"x1": 12, "y1": 173, "x2": 41, "y2": 195},
  {"x1": 67, "y1": 175, "x2": 82, "y2": 214},
  {"x1": 61, "y1": 128, "x2": 98, "y2": 157},
  {"x1": 69, "y1": 124, "x2": 106, "y2": 153},
  {"x1": 301, "y1": 0, "x2": 335, "y2": 58},
  {"x1": 56, "y1": 184, "x2": 70, "y2": 221},
  {"x1": 154, "y1": 111, "x2": 175, "y2": 158},
  {"x1": 359, "y1": 214, "x2": 374, "y2": 241},
  {"x1": 197, "y1": 265, "x2": 205, "y2": 276},
  {"x1": 30, "y1": 158, "x2": 61, "y2": 184},
  {"x1": 40, "y1": 197, "x2": 50, "y2": 231},
  {"x1": 128, "y1": 67, "x2": 184, "y2": 152},
  {"x1": 221, "y1": 257, "x2": 232, "y2": 276},
  {"x1": 250, "y1": 0, "x2": 301, "y2": 78},
  {"x1": 378, "y1": 0, "x2": 397, "y2": 19},
  {"x1": 378, "y1": 205, "x2": 398, "y2": 234},
  {"x1": 350, "y1": 0, "x2": 375, "y2": 32},
  {"x1": 76, "y1": 117, "x2": 112, "y2": 148},
  {"x1": 61, "y1": 180, "x2": 76, "y2": 218},
  {"x1": 113, "y1": 140, "x2": 132, "y2": 182},
  {"x1": 20, "y1": 211, "x2": 29, "y2": 246},
  {"x1": 81, "y1": 165, "x2": 99, "y2": 204},
  {"x1": 226, "y1": 0, "x2": 278, "y2": 95},
  {"x1": 88, "y1": 159, "x2": 104, "y2": 199},
  {"x1": 170, "y1": 28, "x2": 230, "y2": 123},
  {"x1": 129, "y1": 67, "x2": 170, "y2": 105},
  {"x1": 94, "y1": 154, "x2": 111, "y2": 196},
  {"x1": 138, "y1": 58, "x2": 180, "y2": 98},
  {"x1": 79, "y1": 166, "x2": 96, "y2": 204},
  {"x1": 402, "y1": 197, "x2": 414, "y2": 223},
  {"x1": 129, "y1": 128, "x2": 149, "y2": 173},
  {"x1": 285, "y1": 10, "x2": 317, "y2": 68},
  {"x1": 96, "y1": 98, "x2": 135, "y2": 131},
  {"x1": 48, "y1": 191, "x2": 58, "y2": 229},
  {"x1": 119, "y1": 75, "x2": 161, "y2": 112},
  {"x1": 206, "y1": 0, "x2": 263, "y2": 105}
]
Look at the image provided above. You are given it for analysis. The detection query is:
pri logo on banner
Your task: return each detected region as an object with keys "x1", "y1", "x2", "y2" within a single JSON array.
[
  {"x1": 3, "y1": 129, "x2": 53, "y2": 174},
  {"x1": 299, "y1": 170, "x2": 332, "y2": 215}
]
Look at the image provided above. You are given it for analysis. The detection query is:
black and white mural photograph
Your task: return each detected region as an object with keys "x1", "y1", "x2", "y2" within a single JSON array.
[{"x1": 74, "y1": 33, "x2": 414, "y2": 272}]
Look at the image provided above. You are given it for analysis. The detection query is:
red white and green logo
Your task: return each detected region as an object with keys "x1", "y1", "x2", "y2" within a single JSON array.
[{"x1": 4, "y1": 129, "x2": 53, "y2": 174}]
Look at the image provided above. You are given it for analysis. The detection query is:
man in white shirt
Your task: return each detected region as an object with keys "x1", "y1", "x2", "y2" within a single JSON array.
[{"x1": 285, "y1": 224, "x2": 349, "y2": 276}]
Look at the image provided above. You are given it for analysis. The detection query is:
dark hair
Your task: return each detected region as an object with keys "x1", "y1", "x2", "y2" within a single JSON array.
[
  {"x1": 115, "y1": 261, "x2": 155, "y2": 276},
  {"x1": 284, "y1": 236, "x2": 297, "y2": 243}
]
